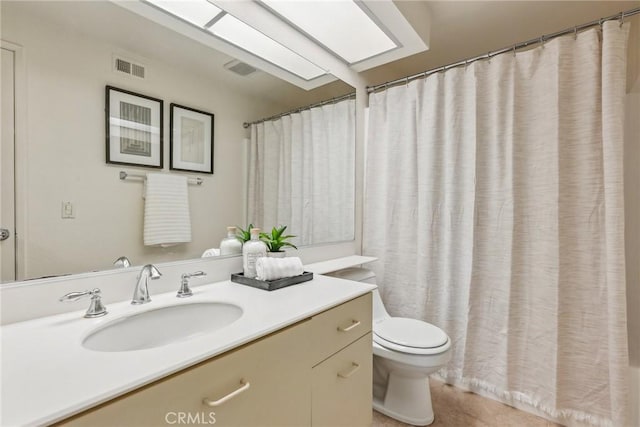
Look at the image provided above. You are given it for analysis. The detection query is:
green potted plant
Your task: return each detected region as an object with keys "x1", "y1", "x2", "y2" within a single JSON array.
[
  {"x1": 236, "y1": 224, "x2": 255, "y2": 243},
  {"x1": 260, "y1": 225, "x2": 297, "y2": 257}
]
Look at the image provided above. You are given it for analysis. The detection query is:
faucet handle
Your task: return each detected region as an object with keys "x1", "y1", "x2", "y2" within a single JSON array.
[
  {"x1": 177, "y1": 271, "x2": 207, "y2": 298},
  {"x1": 181, "y1": 271, "x2": 206, "y2": 280},
  {"x1": 59, "y1": 288, "x2": 107, "y2": 318}
]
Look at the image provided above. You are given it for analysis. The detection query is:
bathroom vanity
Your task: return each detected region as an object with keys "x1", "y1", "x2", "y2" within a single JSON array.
[{"x1": 0, "y1": 275, "x2": 375, "y2": 426}]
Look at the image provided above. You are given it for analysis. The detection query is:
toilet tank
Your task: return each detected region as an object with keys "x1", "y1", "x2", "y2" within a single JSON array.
[{"x1": 326, "y1": 267, "x2": 388, "y2": 321}]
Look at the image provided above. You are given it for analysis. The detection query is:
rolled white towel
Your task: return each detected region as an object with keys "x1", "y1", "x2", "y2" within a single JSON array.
[
  {"x1": 201, "y1": 248, "x2": 221, "y2": 257},
  {"x1": 256, "y1": 257, "x2": 304, "y2": 281}
]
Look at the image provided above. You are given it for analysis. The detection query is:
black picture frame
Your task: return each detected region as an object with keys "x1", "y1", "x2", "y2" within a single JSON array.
[
  {"x1": 170, "y1": 103, "x2": 214, "y2": 174},
  {"x1": 105, "y1": 85, "x2": 163, "y2": 168}
]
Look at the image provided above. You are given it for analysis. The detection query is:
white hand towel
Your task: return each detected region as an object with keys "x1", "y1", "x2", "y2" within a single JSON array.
[
  {"x1": 201, "y1": 248, "x2": 221, "y2": 257},
  {"x1": 143, "y1": 173, "x2": 192, "y2": 246},
  {"x1": 255, "y1": 257, "x2": 304, "y2": 281}
]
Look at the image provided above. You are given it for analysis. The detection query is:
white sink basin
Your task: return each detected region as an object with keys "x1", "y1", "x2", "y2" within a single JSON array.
[{"x1": 82, "y1": 302, "x2": 243, "y2": 352}]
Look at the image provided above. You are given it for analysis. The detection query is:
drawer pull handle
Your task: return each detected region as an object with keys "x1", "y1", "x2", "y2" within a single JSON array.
[
  {"x1": 338, "y1": 362, "x2": 360, "y2": 379},
  {"x1": 338, "y1": 319, "x2": 361, "y2": 332},
  {"x1": 203, "y1": 379, "x2": 250, "y2": 407}
]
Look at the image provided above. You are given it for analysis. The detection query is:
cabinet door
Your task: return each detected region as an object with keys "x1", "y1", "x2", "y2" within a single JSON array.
[
  {"x1": 61, "y1": 321, "x2": 312, "y2": 427},
  {"x1": 311, "y1": 333, "x2": 372, "y2": 427}
]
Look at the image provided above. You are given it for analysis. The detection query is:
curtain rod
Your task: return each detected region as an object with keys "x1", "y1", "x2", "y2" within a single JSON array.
[
  {"x1": 243, "y1": 92, "x2": 356, "y2": 128},
  {"x1": 368, "y1": 7, "x2": 640, "y2": 93}
]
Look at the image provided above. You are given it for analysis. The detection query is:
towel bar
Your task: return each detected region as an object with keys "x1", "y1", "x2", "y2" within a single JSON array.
[{"x1": 119, "y1": 171, "x2": 203, "y2": 185}]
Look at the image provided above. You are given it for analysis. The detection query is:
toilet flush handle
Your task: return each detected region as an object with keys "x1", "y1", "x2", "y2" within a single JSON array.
[{"x1": 338, "y1": 319, "x2": 361, "y2": 332}]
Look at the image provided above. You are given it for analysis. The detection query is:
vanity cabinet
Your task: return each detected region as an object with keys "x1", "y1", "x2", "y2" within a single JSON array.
[
  {"x1": 58, "y1": 293, "x2": 372, "y2": 427},
  {"x1": 60, "y1": 320, "x2": 312, "y2": 427},
  {"x1": 310, "y1": 292, "x2": 373, "y2": 427}
]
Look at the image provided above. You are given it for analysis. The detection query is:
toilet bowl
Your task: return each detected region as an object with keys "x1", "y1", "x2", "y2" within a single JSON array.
[{"x1": 327, "y1": 268, "x2": 451, "y2": 426}]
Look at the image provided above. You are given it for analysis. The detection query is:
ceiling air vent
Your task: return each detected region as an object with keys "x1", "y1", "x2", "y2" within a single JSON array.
[
  {"x1": 113, "y1": 56, "x2": 146, "y2": 79},
  {"x1": 224, "y1": 59, "x2": 257, "y2": 76}
]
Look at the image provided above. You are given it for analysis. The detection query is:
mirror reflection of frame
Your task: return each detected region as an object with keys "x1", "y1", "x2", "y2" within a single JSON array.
[
  {"x1": 106, "y1": 86, "x2": 163, "y2": 169},
  {"x1": 170, "y1": 104, "x2": 214, "y2": 174}
]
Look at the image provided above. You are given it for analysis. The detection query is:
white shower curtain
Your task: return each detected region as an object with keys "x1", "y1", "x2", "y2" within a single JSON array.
[
  {"x1": 248, "y1": 99, "x2": 355, "y2": 246},
  {"x1": 364, "y1": 22, "x2": 630, "y2": 427}
]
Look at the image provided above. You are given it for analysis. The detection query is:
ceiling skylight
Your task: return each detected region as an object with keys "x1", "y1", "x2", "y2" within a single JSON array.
[
  {"x1": 117, "y1": 0, "x2": 428, "y2": 90},
  {"x1": 260, "y1": 0, "x2": 398, "y2": 64},
  {"x1": 145, "y1": 0, "x2": 222, "y2": 28},
  {"x1": 208, "y1": 14, "x2": 326, "y2": 81}
]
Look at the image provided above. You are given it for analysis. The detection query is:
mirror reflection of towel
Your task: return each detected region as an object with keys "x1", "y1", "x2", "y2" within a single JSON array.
[
  {"x1": 202, "y1": 248, "x2": 220, "y2": 257},
  {"x1": 144, "y1": 173, "x2": 192, "y2": 247}
]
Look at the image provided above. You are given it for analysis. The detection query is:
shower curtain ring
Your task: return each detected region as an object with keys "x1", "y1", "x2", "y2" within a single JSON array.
[
  {"x1": 619, "y1": 12, "x2": 625, "y2": 27},
  {"x1": 405, "y1": 77, "x2": 409, "y2": 87},
  {"x1": 512, "y1": 45, "x2": 516, "y2": 57},
  {"x1": 574, "y1": 26, "x2": 578, "y2": 40},
  {"x1": 539, "y1": 35, "x2": 545, "y2": 47}
]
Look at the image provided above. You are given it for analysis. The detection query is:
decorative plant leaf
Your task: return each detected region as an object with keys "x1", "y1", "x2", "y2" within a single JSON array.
[
  {"x1": 259, "y1": 225, "x2": 297, "y2": 252},
  {"x1": 275, "y1": 226, "x2": 284, "y2": 239},
  {"x1": 236, "y1": 224, "x2": 254, "y2": 243}
]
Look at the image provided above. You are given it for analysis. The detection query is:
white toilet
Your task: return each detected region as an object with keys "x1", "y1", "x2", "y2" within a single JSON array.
[{"x1": 327, "y1": 268, "x2": 451, "y2": 426}]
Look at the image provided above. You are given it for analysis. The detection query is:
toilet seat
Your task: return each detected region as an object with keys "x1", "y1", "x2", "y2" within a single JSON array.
[{"x1": 374, "y1": 317, "x2": 449, "y2": 355}]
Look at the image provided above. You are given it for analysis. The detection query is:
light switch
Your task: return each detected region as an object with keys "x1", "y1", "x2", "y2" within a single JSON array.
[{"x1": 61, "y1": 201, "x2": 74, "y2": 219}]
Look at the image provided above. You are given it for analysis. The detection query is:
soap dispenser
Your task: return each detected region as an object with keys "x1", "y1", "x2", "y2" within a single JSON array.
[
  {"x1": 220, "y1": 226, "x2": 242, "y2": 256},
  {"x1": 242, "y1": 228, "x2": 267, "y2": 278}
]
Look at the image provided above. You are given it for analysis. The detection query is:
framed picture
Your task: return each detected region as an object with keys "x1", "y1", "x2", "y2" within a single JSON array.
[
  {"x1": 170, "y1": 103, "x2": 214, "y2": 174},
  {"x1": 105, "y1": 86, "x2": 163, "y2": 168}
]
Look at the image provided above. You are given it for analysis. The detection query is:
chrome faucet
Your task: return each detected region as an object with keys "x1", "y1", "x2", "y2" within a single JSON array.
[
  {"x1": 113, "y1": 256, "x2": 131, "y2": 268},
  {"x1": 59, "y1": 288, "x2": 107, "y2": 318},
  {"x1": 132, "y1": 264, "x2": 162, "y2": 305},
  {"x1": 177, "y1": 271, "x2": 207, "y2": 298}
]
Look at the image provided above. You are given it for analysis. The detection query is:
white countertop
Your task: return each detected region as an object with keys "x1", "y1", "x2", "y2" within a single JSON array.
[{"x1": 0, "y1": 275, "x2": 376, "y2": 426}]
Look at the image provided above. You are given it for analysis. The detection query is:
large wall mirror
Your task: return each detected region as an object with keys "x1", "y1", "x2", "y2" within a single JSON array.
[{"x1": 0, "y1": 0, "x2": 355, "y2": 284}]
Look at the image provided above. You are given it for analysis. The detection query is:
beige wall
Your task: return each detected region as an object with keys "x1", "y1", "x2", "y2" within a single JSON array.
[
  {"x1": 624, "y1": 14, "x2": 640, "y2": 368},
  {"x1": 1, "y1": 3, "x2": 286, "y2": 280}
]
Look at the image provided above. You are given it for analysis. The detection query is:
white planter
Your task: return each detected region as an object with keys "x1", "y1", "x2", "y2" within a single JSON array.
[{"x1": 267, "y1": 251, "x2": 286, "y2": 258}]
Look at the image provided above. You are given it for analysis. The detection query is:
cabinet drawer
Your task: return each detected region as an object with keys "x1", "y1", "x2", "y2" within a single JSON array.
[
  {"x1": 310, "y1": 293, "x2": 372, "y2": 366},
  {"x1": 311, "y1": 333, "x2": 373, "y2": 427},
  {"x1": 60, "y1": 321, "x2": 312, "y2": 427}
]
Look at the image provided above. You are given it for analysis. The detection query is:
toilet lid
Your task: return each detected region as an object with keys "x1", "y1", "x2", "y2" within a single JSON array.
[{"x1": 374, "y1": 317, "x2": 448, "y2": 349}]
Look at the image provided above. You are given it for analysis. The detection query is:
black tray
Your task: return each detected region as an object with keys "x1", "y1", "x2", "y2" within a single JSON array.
[{"x1": 230, "y1": 271, "x2": 314, "y2": 291}]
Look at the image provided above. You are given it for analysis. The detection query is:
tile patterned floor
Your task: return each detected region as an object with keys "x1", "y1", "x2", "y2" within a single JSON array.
[{"x1": 372, "y1": 380, "x2": 562, "y2": 427}]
